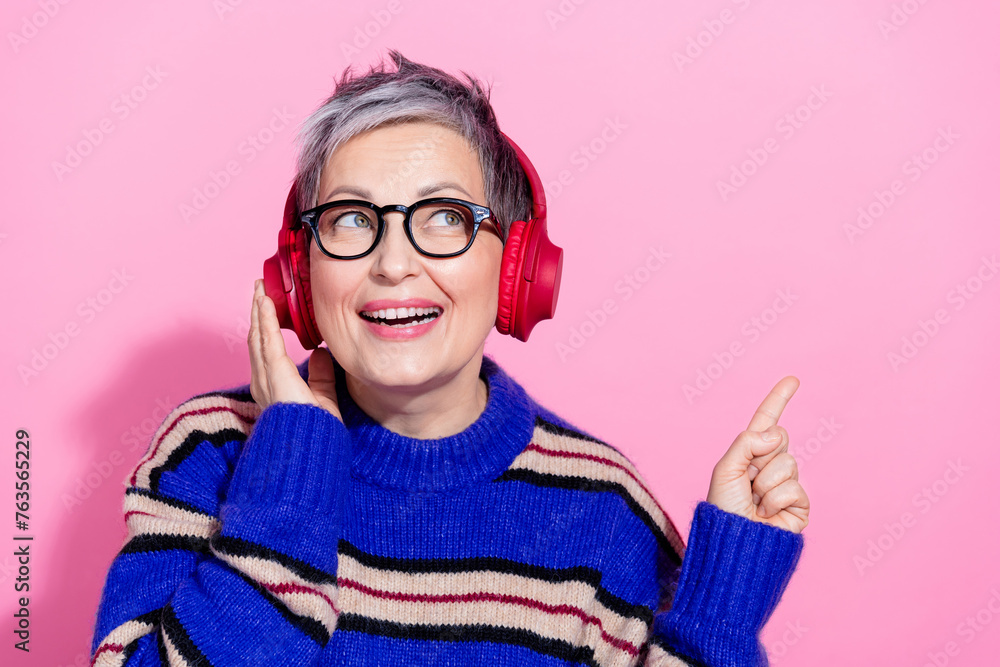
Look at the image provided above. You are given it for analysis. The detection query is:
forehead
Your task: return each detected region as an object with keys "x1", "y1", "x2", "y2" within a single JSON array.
[{"x1": 319, "y1": 121, "x2": 485, "y2": 202}]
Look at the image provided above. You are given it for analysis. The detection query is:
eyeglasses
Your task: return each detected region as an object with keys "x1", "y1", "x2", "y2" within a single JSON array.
[{"x1": 300, "y1": 197, "x2": 502, "y2": 260}]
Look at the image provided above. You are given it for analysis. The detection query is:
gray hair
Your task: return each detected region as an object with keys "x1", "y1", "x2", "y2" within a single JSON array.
[{"x1": 293, "y1": 49, "x2": 532, "y2": 241}]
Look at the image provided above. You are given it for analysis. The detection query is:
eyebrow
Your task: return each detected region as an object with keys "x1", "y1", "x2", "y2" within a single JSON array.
[{"x1": 323, "y1": 181, "x2": 475, "y2": 202}]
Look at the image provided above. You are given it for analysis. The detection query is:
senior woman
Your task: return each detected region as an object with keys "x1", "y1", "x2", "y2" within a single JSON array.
[{"x1": 90, "y1": 51, "x2": 808, "y2": 667}]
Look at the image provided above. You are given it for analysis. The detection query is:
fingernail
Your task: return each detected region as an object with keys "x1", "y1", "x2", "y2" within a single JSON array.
[
  {"x1": 748, "y1": 464, "x2": 759, "y2": 478},
  {"x1": 763, "y1": 431, "x2": 778, "y2": 442}
]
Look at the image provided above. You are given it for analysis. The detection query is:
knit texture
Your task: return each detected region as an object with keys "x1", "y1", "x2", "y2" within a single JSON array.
[{"x1": 90, "y1": 353, "x2": 803, "y2": 666}]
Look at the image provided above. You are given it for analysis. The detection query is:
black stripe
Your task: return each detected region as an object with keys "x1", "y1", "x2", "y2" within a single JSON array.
[
  {"x1": 121, "y1": 635, "x2": 145, "y2": 664},
  {"x1": 155, "y1": 625, "x2": 169, "y2": 665},
  {"x1": 336, "y1": 614, "x2": 602, "y2": 667},
  {"x1": 120, "y1": 533, "x2": 211, "y2": 556},
  {"x1": 125, "y1": 486, "x2": 218, "y2": 520},
  {"x1": 535, "y1": 414, "x2": 608, "y2": 445},
  {"x1": 338, "y1": 539, "x2": 651, "y2": 624},
  {"x1": 225, "y1": 563, "x2": 331, "y2": 645},
  {"x1": 161, "y1": 603, "x2": 213, "y2": 665},
  {"x1": 149, "y1": 428, "x2": 247, "y2": 493},
  {"x1": 649, "y1": 633, "x2": 709, "y2": 667},
  {"x1": 211, "y1": 534, "x2": 337, "y2": 585},
  {"x1": 495, "y1": 468, "x2": 683, "y2": 568},
  {"x1": 134, "y1": 607, "x2": 164, "y2": 625},
  {"x1": 194, "y1": 387, "x2": 255, "y2": 402}
]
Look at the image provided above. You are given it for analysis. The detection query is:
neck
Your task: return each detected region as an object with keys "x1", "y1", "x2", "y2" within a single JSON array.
[{"x1": 344, "y1": 354, "x2": 489, "y2": 440}]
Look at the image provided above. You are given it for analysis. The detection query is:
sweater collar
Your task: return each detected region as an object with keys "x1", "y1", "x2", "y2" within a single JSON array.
[{"x1": 302, "y1": 353, "x2": 535, "y2": 492}]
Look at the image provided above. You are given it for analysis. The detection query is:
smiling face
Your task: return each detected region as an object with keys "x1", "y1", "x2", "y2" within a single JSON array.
[{"x1": 310, "y1": 120, "x2": 504, "y2": 397}]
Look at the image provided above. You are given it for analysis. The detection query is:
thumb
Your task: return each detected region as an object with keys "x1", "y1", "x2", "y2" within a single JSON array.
[{"x1": 717, "y1": 429, "x2": 783, "y2": 478}]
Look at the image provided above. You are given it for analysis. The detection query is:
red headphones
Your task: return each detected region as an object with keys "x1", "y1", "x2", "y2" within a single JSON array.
[{"x1": 262, "y1": 131, "x2": 563, "y2": 348}]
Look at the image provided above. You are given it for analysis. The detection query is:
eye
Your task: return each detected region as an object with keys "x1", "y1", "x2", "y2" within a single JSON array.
[
  {"x1": 426, "y1": 208, "x2": 467, "y2": 227},
  {"x1": 332, "y1": 210, "x2": 373, "y2": 228}
]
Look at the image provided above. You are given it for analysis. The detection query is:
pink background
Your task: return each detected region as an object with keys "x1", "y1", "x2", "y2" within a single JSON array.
[{"x1": 2, "y1": 1, "x2": 998, "y2": 665}]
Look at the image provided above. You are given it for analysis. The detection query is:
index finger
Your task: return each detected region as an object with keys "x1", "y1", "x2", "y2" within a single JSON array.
[{"x1": 747, "y1": 375, "x2": 800, "y2": 432}]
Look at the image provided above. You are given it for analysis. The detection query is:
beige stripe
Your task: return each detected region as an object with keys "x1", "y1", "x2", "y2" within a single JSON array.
[
  {"x1": 123, "y1": 491, "x2": 219, "y2": 541},
  {"x1": 210, "y1": 544, "x2": 340, "y2": 635},
  {"x1": 161, "y1": 626, "x2": 193, "y2": 667},
  {"x1": 337, "y1": 551, "x2": 649, "y2": 666},
  {"x1": 645, "y1": 642, "x2": 695, "y2": 666},
  {"x1": 128, "y1": 394, "x2": 259, "y2": 491},
  {"x1": 92, "y1": 617, "x2": 157, "y2": 667},
  {"x1": 520, "y1": 427, "x2": 686, "y2": 558}
]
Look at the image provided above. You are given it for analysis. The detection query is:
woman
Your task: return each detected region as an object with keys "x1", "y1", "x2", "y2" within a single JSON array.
[{"x1": 90, "y1": 51, "x2": 808, "y2": 666}]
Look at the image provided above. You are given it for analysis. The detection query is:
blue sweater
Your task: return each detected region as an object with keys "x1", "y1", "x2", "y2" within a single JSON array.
[{"x1": 90, "y1": 353, "x2": 803, "y2": 666}]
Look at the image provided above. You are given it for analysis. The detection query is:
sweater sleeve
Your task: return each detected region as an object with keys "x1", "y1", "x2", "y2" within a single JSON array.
[
  {"x1": 641, "y1": 501, "x2": 804, "y2": 667},
  {"x1": 88, "y1": 394, "x2": 351, "y2": 666}
]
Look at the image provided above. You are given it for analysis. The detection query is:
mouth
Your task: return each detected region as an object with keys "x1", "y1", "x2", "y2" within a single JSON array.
[{"x1": 359, "y1": 306, "x2": 443, "y2": 329}]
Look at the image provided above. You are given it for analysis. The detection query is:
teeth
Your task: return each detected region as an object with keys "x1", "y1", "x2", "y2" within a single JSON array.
[{"x1": 361, "y1": 306, "x2": 441, "y2": 322}]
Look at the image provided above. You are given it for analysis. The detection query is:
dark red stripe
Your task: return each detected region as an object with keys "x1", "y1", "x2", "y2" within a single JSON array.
[
  {"x1": 130, "y1": 405, "x2": 254, "y2": 486},
  {"x1": 90, "y1": 642, "x2": 124, "y2": 665},
  {"x1": 338, "y1": 577, "x2": 640, "y2": 656},
  {"x1": 263, "y1": 580, "x2": 340, "y2": 616}
]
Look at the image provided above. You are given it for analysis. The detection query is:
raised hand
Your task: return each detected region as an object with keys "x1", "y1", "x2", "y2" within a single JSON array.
[
  {"x1": 249, "y1": 278, "x2": 342, "y2": 420},
  {"x1": 705, "y1": 377, "x2": 809, "y2": 533}
]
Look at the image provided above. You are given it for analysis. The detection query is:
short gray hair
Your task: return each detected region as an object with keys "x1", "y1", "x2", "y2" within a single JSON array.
[{"x1": 293, "y1": 49, "x2": 531, "y2": 241}]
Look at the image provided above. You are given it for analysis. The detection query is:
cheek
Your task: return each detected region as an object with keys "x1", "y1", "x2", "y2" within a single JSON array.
[{"x1": 309, "y1": 262, "x2": 363, "y2": 323}]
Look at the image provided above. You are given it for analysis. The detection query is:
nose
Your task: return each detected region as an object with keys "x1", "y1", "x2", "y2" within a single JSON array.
[{"x1": 370, "y1": 210, "x2": 420, "y2": 281}]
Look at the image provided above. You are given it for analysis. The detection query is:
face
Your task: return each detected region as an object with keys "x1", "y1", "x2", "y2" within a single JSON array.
[{"x1": 309, "y1": 121, "x2": 504, "y2": 394}]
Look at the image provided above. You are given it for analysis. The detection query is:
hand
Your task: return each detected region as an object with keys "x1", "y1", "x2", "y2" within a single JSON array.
[
  {"x1": 248, "y1": 278, "x2": 342, "y2": 421},
  {"x1": 705, "y1": 377, "x2": 809, "y2": 533}
]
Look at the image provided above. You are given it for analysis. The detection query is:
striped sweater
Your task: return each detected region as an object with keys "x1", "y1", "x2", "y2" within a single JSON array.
[{"x1": 89, "y1": 353, "x2": 803, "y2": 666}]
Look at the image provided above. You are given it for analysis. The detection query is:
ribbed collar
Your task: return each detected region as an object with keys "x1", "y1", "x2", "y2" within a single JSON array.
[{"x1": 299, "y1": 353, "x2": 536, "y2": 492}]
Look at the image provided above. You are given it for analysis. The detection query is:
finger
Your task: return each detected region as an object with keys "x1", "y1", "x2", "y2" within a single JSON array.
[
  {"x1": 257, "y1": 287, "x2": 290, "y2": 378},
  {"x1": 248, "y1": 280, "x2": 266, "y2": 405},
  {"x1": 715, "y1": 428, "x2": 784, "y2": 484},
  {"x1": 748, "y1": 425, "x2": 788, "y2": 481},
  {"x1": 751, "y1": 452, "x2": 798, "y2": 503},
  {"x1": 757, "y1": 478, "x2": 809, "y2": 518},
  {"x1": 747, "y1": 376, "x2": 800, "y2": 433}
]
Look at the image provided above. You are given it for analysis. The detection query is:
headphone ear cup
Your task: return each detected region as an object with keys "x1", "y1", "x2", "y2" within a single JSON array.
[
  {"x1": 495, "y1": 218, "x2": 527, "y2": 337},
  {"x1": 262, "y1": 185, "x2": 323, "y2": 350}
]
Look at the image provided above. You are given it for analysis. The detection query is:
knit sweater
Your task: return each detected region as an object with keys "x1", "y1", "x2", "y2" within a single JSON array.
[{"x1": 89, "y1": 353, "x2": 803, "y2": 667}]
